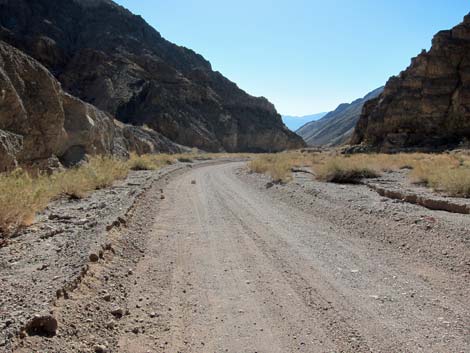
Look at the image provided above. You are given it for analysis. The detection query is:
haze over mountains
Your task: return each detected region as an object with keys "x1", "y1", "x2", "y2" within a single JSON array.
[{"x1": 282, "y1": 112, "x2": 327, "y2": 132}]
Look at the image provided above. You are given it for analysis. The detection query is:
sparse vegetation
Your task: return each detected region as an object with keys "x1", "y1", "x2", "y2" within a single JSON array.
[
  {"x1": 0, "y1": 169, "x2": 52, "y2": 234},
  {"x1": 0, "y1": 152, "x2": 253, "y2": 236},
  {"x1": 410, "y1": 153, "x2": 470, "y2": 197},
  {"x1": 55, "y1": 156, "x2": 129, "y2": 199},
  {"x1": 0, "y1": 156, "x2": 129, "y2": 235},
  {"x1": 3, "y1": 150, "x2": 469, "y2": 237},
  {"x1": 128, "y1": 153, "x2": 174, "y2": 171},
  {"x1": 315, "y1": 157, "x2": 380, "y2": 183},
  {"x1": 248, "y1": 153, "x2": 301, "y2": 183},
  {"x1": 248, "y1": 150, "x2": 470, "y2": 196}
]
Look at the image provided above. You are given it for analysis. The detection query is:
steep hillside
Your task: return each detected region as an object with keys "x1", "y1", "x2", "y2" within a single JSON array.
[
  {"x1": 297, "y1": 87, "x2": 383, "y2": 146},
  {"x1": 0, "y1": 40, "x2": 185, "y2": 172},
  {"x1": 0, "y1": 0, "x2": 304, "y2": 153},
  {"x1": 352, "y1": 15, "x2": 470, "y2": 151}
]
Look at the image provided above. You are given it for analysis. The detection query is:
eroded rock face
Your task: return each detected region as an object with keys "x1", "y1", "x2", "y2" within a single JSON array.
[
  {"x1": 0, "y1": 40, "x2": 186, "y2": 171},
  {"x1": 352, "y1": 14, "x2": 470, "y2": 151},
  {"x1": 0, "y1": 0, "x2": 304, "y2": 152},
  {"x1": 0, "y1": 130, "x2": 22, "y2": 172}
]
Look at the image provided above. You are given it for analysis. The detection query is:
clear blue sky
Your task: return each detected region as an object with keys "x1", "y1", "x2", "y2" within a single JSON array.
[{"x1": 115, "y1": 0, "x2": 468, "y2": 116}]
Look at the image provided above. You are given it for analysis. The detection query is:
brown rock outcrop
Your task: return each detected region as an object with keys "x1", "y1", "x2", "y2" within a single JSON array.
[
  {"x1": 352, "y1": 14, "x2": 470, "y2": 151},
  {"x1": 0, "y1": 40, "x2": 185, "y2": 171},
  {"x1": 0, "y1": 0, "x2": 304, "y2": 153}
]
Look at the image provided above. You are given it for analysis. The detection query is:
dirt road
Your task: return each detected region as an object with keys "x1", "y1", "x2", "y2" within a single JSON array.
[{"x1": 13, "y1": 162, "x2": 470, "y2": 353}]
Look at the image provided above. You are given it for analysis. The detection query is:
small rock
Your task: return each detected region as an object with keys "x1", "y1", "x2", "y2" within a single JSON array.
[
  {"x1": 102, "y1": 293, "x2": 111, "y2": 302},
  {"x1": 111, "y1": 307, "x2": 124, "y2": 318},
  {"x1": 25, "y1": 315, "x2": 58, "y2": 337},
  {"x1": 37, "y1": 264, "x2": 49, "y2": 271},
  {"x1": 132, "y1": 327, "x2": 139, "y2": 334},
  {"x1": 191, "y1": 180, "x2": 196, "y2": 185},
  {"x1": 160, "y1": 195, "x2": 165, "y2": 200},
  {"x1": 94, "y1": 344, "x2": 108, "y2": 353},
  {"x1": 89, "y1": 253, "x2": 99, "y2": 262}
]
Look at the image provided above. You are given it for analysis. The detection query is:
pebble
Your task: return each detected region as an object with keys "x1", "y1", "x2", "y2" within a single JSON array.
[
  {"x1": 102, "y1": 293, "x2": 111, "y2": 302},
  {"x1": 89, "y1": 253, "x2": 99, "y2": 262},
  {"x1": 111, "y1": 307, "x2": 124, "y2": 318},
  {"x1": 94, "y1": 344, "x2": 108, "y2": 353}
]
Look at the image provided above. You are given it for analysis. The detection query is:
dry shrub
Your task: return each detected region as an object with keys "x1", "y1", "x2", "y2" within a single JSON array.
[
  {"x1": 410, "y1": 153, "x2": 470, "y2": 197},
  {"x1": 55, "y1": 156, "x2": 129, "y2": 198},
  {"x1": 248, "y1": 150, "x2": 470, "y2": 196},
  {"x1": 127, "y1": 152, "x2": 248, "y2": 170},
  {"x1": 315, "y1": 157, "x2": 380, "y2": 183},
  {"x1": 0, "y1": 156, "x2": 129, "y2": 235},
  {"x1": 248, "y1": 152, "x2": 308, "y2": 183},
  {"x1": 0, "y1": 170, "x2": 52, "y2": 234},
  {"x1": 128, "y1": 154, "x2": 175, "y2": 170}
]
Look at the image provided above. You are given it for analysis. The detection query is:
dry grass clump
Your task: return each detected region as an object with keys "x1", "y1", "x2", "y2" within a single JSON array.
[
  {"x1": 0, "y1": 156, "x2": 129, "y2": 235},
  {"x1": 248, "y1": 153, "x2": 297, "y2": 183},
  {"x1": 0, "y1": 170, "x2": 52, "y2": 234},
  {"x1": 55, "y1": 156, "x2": 129, "y2": 198},
  {"x1": 315, "y1": 157, "x2": 380, "y2": 183},
  {"x1": 249, "y1": 152, "x2": 380, "y2": 183},
  {"x1": 128, "y1": 153, "x2": 174, "y2": 171},
  {"x1": 410, "y1": 153, "x2": 470, "y2": 197}
]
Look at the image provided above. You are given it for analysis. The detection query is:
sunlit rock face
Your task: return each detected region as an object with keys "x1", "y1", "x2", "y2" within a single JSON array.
[
  {"x1": 352, "y1": 14, "x2": 470, "y2": 151},
  {"x1": 0, "y1": 41, "x2": 187, "y2": 171}
]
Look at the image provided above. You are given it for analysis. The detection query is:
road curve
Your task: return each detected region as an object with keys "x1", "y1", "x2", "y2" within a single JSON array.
[
  {"x1": 14, "y1": 161, "x2": 469, "y2": 353},
  {"x1": 118, "y1": 162, "x2": 469, "y2": 353}
]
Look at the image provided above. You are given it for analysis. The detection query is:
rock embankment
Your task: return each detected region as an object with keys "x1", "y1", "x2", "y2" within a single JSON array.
[
  {"x1": 352, "y1": 14, "x2": 470, "y2": 151},
  {"x1": 0, "y1": 41, "x2": 186, "y2": 171}
]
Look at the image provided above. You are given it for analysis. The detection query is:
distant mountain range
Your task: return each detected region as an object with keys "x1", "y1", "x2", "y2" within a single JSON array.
[
  {"x1": 282, "y1": 112, "x2": 327, "y2": 132},
  {"x1": 296, "y1": 87, "x2": 384, "y2": 146}
]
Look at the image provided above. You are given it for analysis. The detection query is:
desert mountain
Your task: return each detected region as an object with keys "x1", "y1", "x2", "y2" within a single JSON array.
[
  {"x1": 297, "y1": 87, "x2": 384, "y2": 146},
  {"x1": 0, "y1": 40, "x2": 188, "y2": 172},
  {"x1": 352, "y1": 14, "x2": 470, "y2": 151},
  {"x1": 0, "y1": 0, "x2": 304, "y2": 158}
]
